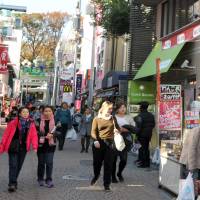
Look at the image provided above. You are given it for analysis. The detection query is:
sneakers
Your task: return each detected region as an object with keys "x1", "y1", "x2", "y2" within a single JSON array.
[
  {"x1": 90, "y1": 177, "x2": 98, "y2": 186},
  {"x1": 38, "y1": 180, "x2": 44, "y2": 187},
  {"x1": 46, "y1": 180, "x2": 54, "y2": 188},
  {"x1": 8, "y1": 185, "x2": 16, "y2": 193},
  {"x1": 104, "y1": 185, "x2": 111, "y2": 191},
  {"x1": 80, "y1": 149, "x2": 85, "y2": 153},
  {"x1": 117, "y1": 173, "x2": 124, "y2": 182}
]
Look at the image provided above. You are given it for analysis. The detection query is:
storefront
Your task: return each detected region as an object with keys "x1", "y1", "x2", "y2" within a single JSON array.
[{"x1": 133, "y1": 19, "x2": 200, "y2": 195}]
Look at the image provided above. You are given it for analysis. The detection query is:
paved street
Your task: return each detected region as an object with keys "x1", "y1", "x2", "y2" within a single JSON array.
[{"x1": 0, "y1": 127, "x2": 173, "y2": 200}]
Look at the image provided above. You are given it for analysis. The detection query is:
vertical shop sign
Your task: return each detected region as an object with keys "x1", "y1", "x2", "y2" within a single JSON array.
[
  {"x1": 0, "y1": 46, "x2": 8, "y2": 73},
  {"x1": 75, "y1": 74, "x2": 82, "y2": 100}
]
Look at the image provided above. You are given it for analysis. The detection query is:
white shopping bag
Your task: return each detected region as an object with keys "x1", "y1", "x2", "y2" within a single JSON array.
[
  {"x1": 114, "y1": 132, "x2": 126, "y2": 151},
  {"x1": 177, "y1": 172, "x2": 195, "y2": 200},
  {"x1": 152, "y1": 147, "x2": 160, "y2": 165},
  {"x1": 66, "y1": 128, "x2": 77, "y2": 141},
  {"x1": 131, "y1": 143, "x2": 141, "y2": 154}
]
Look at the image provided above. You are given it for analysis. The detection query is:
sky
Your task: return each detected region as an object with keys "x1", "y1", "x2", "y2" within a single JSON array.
[{"x1": 1, "y1": 0, "x2": 80, "y2": 14}]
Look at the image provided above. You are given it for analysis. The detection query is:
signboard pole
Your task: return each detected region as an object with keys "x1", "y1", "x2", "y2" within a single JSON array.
[{"x1": 156, "y1": 58, "x2": 161, "y2": 145}]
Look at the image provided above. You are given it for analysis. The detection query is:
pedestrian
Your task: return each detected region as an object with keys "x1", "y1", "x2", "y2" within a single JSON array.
[
  {"x1": 112, "y1": 103, "x2": 135, "y2": 183},
  {"x1": 80, "y1": 108, "x2": 93, "y2": 153},
  {"x1": 70, "y1": 103, "x2": 75, "y2": 116},
  {"x1": 36, "y1": 106, "x2": 56, "y2": 188},
  {"x1": 73, "y1": 109, "x2": 83, "y2": 133},
  {"x1": 135, "y1": 102, "x2": 155, "y2": 168},
  {"x1": 7, "y1": 106, "x2": 18, "y2": 122},
  {"x1": 0, "y1": 107, "x2": 38, "y2": 192},
  {"x1": 55, "y1": 102, "x2": 72, "y2": 150},
  {"x1": 91, "y1": 101, "x2": 119, "y2": 191}
]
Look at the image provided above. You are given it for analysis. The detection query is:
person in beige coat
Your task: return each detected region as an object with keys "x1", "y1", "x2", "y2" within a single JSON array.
[{"x1": 180, "y1": 127, "x2": 200, "y2": 171}]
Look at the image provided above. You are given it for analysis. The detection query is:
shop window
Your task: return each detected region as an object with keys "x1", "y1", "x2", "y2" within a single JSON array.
[{"x1": 161, "y1": 1, "x2": 169, "y2": 37}]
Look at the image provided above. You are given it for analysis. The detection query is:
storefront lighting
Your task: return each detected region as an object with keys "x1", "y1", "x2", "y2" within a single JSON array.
[{"x1": 189, "y1": 81, "x2": 196, "y2": 85}]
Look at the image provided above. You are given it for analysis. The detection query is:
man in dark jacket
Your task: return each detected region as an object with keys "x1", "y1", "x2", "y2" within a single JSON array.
[{"x1": 135, "y1": 102, "x2": 155, "y2": 168}]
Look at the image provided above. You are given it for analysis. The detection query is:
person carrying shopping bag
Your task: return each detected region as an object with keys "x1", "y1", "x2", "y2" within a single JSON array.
[
  {"x1": 36, "y1": 106, "x2": 57, "y2": 188},
  {"x1": 91, "y1": 101, "x2": 120, "y2": 191},
  {"x1": 0, "y1": 107, "x2": 38, "y2": 192}
]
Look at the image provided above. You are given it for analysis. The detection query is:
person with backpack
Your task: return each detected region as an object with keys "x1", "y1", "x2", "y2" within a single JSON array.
[
  {"x1": 36, "y1": 106, "x2": 57, "y2": 188},
  {"x1": 112, "y1": 103, "x2": 135, "y2": 183},
  {"x1": 0, "y1": 107, "x2": 38, "y2": 192}
]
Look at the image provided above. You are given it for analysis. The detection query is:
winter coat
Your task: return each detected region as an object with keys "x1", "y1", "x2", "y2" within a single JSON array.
[
  {"x1": 55, "y1": 108, "x2": 72, "y2": 126},
  {"x1": 135, "y1": 111, "x2": 155, "y2": 139},
  {"x1": 0, "y1": 117, "x2": 38, "y2": 153},
  {"x1": 80, "y1": 115, "x2": 93, "y2": 136},
  {"x1": 180, "y1": 127, "x2": 200, "y2": 170}
]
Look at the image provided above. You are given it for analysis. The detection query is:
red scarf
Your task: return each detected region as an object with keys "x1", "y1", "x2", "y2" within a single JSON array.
[{"x1": 40, "y1": 114, "x2": 55, "y2": 133}]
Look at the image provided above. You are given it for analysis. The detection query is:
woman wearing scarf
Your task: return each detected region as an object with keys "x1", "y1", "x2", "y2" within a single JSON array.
[
  {"x1": 0, "y1": 107, "x2": 38, "y2": 192},
  {"x1": 91, "y1": 101, "x2": 120, "y2": 191},
  {"x1": 36, "y1": 106, "x2": 56, "y2": 188}
]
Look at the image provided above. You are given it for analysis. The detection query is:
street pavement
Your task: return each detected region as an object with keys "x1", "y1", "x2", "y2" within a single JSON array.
[{"x1": 0, "y1": 126, "x2": 173, "y2": 200}]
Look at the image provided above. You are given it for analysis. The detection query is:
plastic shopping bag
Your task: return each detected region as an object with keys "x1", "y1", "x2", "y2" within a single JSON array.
[
  {"x1": 66, "y1": 128, "x2": 77, "y2": 141},
  {"x1": 152, "y1": 147, "x2": 160, "y2": 165},
  {"x1": 114, "y1": 132, "x2": 126, "y2": 151},
  {"x1": 131, "y1": 142, "x2": 141, "y2": 154},
  {"x1": 177, "y1": 172, "x2": 195, "y2": 200}
]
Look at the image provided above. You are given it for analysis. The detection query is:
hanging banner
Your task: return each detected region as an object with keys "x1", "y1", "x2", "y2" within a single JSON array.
[
  {"x1": 159, "y1": 101, "x2": 182, "y2": 130},
  {"x1": 0, "y1": 46, "x2": 8, "y2": 73},
  {"x1": 75, "y1": 74, "x2": 82, "y2": 100}
]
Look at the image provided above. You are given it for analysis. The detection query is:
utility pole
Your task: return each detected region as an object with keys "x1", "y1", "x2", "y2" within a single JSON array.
[{"x1": 88, "y1": 4, "x2": 96, "y2": 107}]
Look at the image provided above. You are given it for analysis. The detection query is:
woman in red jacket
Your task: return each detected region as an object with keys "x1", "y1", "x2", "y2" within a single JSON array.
[{"x1": 0, "y1": 107, "x2": 38, "y2": 192}]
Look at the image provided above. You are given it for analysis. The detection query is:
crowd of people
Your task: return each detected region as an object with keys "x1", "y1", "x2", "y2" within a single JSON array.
[{"x1": 0, "y1": 100, "x2": 155, "y2": 192}]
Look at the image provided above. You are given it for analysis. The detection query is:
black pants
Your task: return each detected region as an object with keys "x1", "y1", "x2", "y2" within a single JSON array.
[
  {"x1": 138, "y1": 137, "x2": 151, "y2": 167},
  {"x1": 92, "y1": 140, "x2": 114, "y2": 187},
  {"x1": 81, "y1": 135, "x2": 90, "y2": 151},
  {"x1": 8, "y1": 149, "x2": 27, "y2": 186},
  {"x1": 112, "y1": 149, "x2": 128, "y2": 178},
  {"x1": 58, "y1": 124, "x2": 68, "y2": 150},
  {"x1": 37, "y1": 152, "x2": 54, "y2": 182}
]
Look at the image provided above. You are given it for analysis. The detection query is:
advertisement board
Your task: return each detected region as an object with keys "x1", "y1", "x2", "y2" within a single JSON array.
[
  {"x1": 128, "y1": 81, "x2": 156, "y2": 104},
  {"x1": 159, "y1": 101, "x2": 182, "y2": 130}
]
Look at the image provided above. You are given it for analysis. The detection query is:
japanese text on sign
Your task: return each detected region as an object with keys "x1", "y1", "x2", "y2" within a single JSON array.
[
  {"x1": 159, "y1": 101, "x2": 182, "y2": 130},
  {"x1": 160, "y1": 85, "x2": 181, "y2": 101}
]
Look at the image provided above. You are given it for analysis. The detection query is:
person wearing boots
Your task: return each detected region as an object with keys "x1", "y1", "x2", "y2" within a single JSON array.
[
  {"x1": 80, "y1": 108, "x2": 93, "y2": 153},
  {"x1": 91, "y1": 101, "x2": 120, "y2": 191}
]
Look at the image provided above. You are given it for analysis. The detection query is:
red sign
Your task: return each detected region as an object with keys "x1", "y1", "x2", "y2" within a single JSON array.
[
  {"x1": 0, "y1": 46, "x2": 8, "y2": 73},
  {"x1": 159, "y1": 101, "x2": 182, "y2": 130},
  {"x1": 162, "y1": 21, "x2": 200, "y2": 49}
]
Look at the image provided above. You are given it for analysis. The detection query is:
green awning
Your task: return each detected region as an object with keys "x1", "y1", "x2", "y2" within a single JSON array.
[{"x1": 134, "y1": 41, "x2": 185, "y2": 80}]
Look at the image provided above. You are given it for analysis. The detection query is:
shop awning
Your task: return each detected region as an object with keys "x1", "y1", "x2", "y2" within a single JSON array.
[{"x1": 134, "y1": 41, "x2": 185, "y2": 80}]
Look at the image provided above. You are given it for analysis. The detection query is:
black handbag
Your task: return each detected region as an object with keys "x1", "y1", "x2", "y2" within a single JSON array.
[{"x1": 8, "y1": 139, "x2": 20, "y2": 153}]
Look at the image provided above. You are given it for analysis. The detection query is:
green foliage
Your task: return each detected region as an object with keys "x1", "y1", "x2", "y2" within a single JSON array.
[{"x1": 92, "y1": 0, "x2": 130, "y2": 37}]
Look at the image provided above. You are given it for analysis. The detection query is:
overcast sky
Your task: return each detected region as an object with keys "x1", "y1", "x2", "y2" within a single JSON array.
[{"x1": 1, "y1": 0, "x2": 80, "y2": 14}]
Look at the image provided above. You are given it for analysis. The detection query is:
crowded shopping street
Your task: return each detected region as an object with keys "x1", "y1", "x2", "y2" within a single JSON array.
[{"x1": 1, "y1": 0, "x2": 200, "y2": 199}]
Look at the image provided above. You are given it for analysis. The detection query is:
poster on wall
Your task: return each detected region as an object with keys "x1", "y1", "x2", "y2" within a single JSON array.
[
  {"x1": 0, "y1": 46, "x2": 8, "y2": 73},
  {"x1": 185, "y1": 111, "x2": 200, "y2": 129},
  {"x1": 159, "y1": 101, "x2": 182, "y2": 130}
]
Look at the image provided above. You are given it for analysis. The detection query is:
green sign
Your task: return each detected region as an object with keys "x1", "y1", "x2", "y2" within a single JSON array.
[
  {"x1": 128, "y1": 81, "x2": 156, "y2": 104},
  {"x1": 20, "y1": 67, "x2": 46, "y2": 77}
]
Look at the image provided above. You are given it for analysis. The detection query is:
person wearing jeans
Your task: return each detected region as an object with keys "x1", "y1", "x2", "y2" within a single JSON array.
[
  {"x1": 0, "y1": 107, "x2": 38, "y2": 192},
  {"x1": 36, "y1": 106, "x2": 56, "y2": 188}
]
